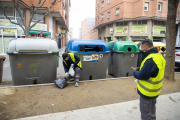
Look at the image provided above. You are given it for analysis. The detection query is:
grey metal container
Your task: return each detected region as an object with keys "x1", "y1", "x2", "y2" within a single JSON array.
[
  {"x1": 76, "y1": 53, "x2": 109, "y2": 80},
  {"x1": 67, "y1": 39, "x2": 110, "y2": 80},
  {"x1": 7, "y1": 38, "x2": 59, "y2": 86},
  {"x1": 108, "y1": 54, "x2": 113, "y2": 75},
  {"x1": 107, "y1": 41, "x2": 139, "y2": 77},
  {"x1": 112, "y1": 52, "x2": 138, "y2": 77},
  {"x1": 0, "y1": 56, "x2": 6, "y2": 83}
]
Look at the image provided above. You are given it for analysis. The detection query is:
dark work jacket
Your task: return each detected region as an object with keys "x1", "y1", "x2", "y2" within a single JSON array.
[
  {"x1": 63, "y1": 53, "x2": 82, "y2": 73},
  {"x1": 133, "y1": 47, "x2": 159, "y2": 99}
]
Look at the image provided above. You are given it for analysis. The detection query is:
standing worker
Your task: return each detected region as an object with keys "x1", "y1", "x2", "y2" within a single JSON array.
[
  {"x1": 132, "y1": 39, "x2": 166, "y2": 120},
  {"x1": 62, "y1": 52, "x2": 82, "y2": 87}
]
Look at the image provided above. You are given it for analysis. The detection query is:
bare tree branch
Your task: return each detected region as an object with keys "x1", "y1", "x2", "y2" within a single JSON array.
[
  {"x1": 29, "y1": 9, "x2": 56, "y2": 30},
  {"x1": 12, "y1": 0, "x2": 25, "y2": 27},
  {"x1": 37, "y1": 0, "x2": 42, "y2": 7},
  {"x1": 34, "y1": 0, "x2": 42, "y2": 11},
  {"x1": 54, "y1": 0, "x2": 61, "y2": 6},
  {"x1": 0, "y1": 10, "x2": 25, "y2": 31},
  {"x1": 29, "y1": 0, "x2": 62, "y2": 30},
  {"x1": 0, "y1": 2, "x2": 25, "y2": 31},
  {"x1": 39, "y1": 0, "x2": 47, "y2": 8},
  {"x1": 28, "y1": 3, "x2": 35, "y2": 28}
]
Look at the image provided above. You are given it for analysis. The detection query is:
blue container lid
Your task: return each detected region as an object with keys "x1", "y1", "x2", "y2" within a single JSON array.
[{"x1": 67, "y1": 39, "x2": 109, "y2": 53}]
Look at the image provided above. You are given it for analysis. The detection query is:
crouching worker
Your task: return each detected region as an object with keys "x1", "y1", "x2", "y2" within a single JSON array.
[{"x1": 62, "y1": 53, "x2": 82, "y2": 87}]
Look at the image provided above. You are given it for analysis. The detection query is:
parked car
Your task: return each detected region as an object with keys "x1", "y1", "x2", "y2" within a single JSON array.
[{"x1": 175, "y1": 46, "x2": 180, "y2": 67}]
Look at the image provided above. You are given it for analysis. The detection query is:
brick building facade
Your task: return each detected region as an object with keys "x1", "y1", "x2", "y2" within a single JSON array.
[
  {"x1": 95, "y1": 0, "x2": 171, "y2": 43},
  {"x1": 0, "y1": 0, "x2": 70, "y2": 54},
  {"x1": 81, "y1": 18, "x2": 95, "y2": 39}
]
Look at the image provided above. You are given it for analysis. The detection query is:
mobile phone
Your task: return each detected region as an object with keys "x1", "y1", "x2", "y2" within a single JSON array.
[{"x1": 131, "y1": 66, "x2": 136, "y2": 70}]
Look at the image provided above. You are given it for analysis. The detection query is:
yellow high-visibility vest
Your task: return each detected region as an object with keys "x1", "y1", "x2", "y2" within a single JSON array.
[
  {"x1": 63, "y1": 53, "x2": 82, "y2": 68},
  {"x1": 137, "y1": 53, "x2": 166, "y2": 97}
]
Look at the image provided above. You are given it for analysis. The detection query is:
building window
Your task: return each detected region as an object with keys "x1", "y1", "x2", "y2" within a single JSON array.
[
  {"x1": 132, "y1": 20, "x2": 147, "y2": 25},
  {"x1": 3, "y1": 6, "x2": 14, "y2": 17},
  {"x1": 31, "y1": 12, "x2": 44, "y2": 24},
  {"x1": 0, "y1": 9, "x2": 3, "y2": 16},
  {"x1": 108, "y1": 12, "x2": 110, "y2": 18},
  {"x1": 0, "y1": 6, "x2": 15, "y2": 19},
  {"x1": 158, "y1": 3, "x2": 162, "y2": 11},
  {"x1": 108, "y1": 0, "x2": 111, "y2": 4},
  {"x1": 154, "y1": 20, "x2": 165, "y2": 26},
  {"x1": 116, "y1": 21, "x2": 128, "y2": 26},
  {"x1": 132, "y1": 21, "x2": 137, "y2": 25},
  {"x1": 102, "y1": 1, "x2": 104, "y2": 7},
  {"x1": 16, "y1": 9, "x2": 24, "y2": 26},
  {"x1": 116, "y1": 8, "x2": 119, "y2": 15},
  {"x1": 101, "y1": 14, "x2": 103, "y2": 20},
  {"x1": 144, "y1": 2, "x2": 149, "y2": 11},
  {"x1": 142, "y1": 20, "x2": 147, "y2": 24},
  {"x1": 124, "y1": 21, "x2": 127, "y2": 25},
  {"x1": 0, "y1": 7, "x2": 25, "y2": 25},
  {"x1": 108, "y1": 23, "x2": 113, "y2": 28}
]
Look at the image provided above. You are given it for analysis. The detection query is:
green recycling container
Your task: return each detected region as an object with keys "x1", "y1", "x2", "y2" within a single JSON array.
[{"x1": 108, "y1": 41, "x2": 139, "y2": 77}]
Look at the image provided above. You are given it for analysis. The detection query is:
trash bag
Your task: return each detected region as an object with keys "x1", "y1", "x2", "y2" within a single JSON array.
[
  {"x1": 54, "y1": 78, "x2": 68, "y2": 89},
  {"x1": 69, "y1": 64, "x2": 75, "y2": 76}
]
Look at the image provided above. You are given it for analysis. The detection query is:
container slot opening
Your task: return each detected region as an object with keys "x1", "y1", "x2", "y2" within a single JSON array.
[
  {"x1": 126, "y1": 73, "x2": 129, "y2": 77},
  {"x1": 80, "y1": 46, "x2": 103, "y2": 52},
  {"x1": 33, "y1": 79, "x2": 37, "y2": 84},
  {"x1": 89, "y1": 75, "x2": 92, "y2": 80},
  {"x1": 128, "y1": 47, "x2": 131, "y2": 52},
  {"x1": 161, "y1": 47, "x2": 166, "y2": 52}
]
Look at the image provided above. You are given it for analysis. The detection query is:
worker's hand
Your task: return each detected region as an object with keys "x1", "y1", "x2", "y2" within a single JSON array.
[{"x1": 131, "y1": 67, "x2": 138, "y2": 71}]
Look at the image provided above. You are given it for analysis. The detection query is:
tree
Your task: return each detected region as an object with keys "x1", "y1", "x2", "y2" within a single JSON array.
[
  {"x1": 164, "y1": 0, "x2": 179, "y2": 81},
  {"x1": 0, "y1": 0, "x2": 61, "y2": 38}
]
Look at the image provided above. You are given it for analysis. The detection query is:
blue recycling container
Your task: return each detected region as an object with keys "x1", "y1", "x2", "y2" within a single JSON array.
[{"x1": 66, "y1": 39, "x2": 110, "y2": 80}]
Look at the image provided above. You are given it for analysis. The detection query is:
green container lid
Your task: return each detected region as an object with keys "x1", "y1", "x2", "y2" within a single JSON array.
[{"x1": 108, "y1": 41, "x2": 139, "y2": 53}]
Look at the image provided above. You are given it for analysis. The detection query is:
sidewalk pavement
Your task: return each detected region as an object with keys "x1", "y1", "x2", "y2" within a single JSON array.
[{"x1": 17, "y1": 92, "x2": 180, "y2": 120}]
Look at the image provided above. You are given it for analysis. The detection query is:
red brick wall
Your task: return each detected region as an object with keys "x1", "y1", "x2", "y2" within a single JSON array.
[
  {"x1": 82, "y1": 29, "x2": 98, "y2": 40},
  {"x1": 95, "y1": 0, "x2": 170, "y2": 28}
]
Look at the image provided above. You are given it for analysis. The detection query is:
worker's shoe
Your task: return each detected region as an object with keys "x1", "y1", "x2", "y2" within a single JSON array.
[{"x1": 75, "y1": 82, "x2": 78, "y2": 87}]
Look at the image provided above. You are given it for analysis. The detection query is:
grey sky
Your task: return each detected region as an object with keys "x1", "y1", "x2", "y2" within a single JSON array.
[{"x1": 69, "y1": 0, "x2": 95, "y2": 39}]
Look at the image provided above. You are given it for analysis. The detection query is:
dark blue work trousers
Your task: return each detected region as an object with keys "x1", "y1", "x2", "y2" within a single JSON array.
[{"x1": 140, "y1": 96, "x2": 156, "y2": 120}]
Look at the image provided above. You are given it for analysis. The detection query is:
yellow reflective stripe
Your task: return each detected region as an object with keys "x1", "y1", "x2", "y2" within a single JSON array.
[
  {"x1": 147, "y1": 78, "x2": 163, "y2": 85},
  {"x1": 137, "y1": 82, "x2": 161, "y2": 97},
  {"x1": 63, "y1": 60, "x2": 67, "y2": 66},
  {"x1": 77, "y1": 61, "x2": 82, "y2": 68},
  {"x1": 140, "y1": 53, "x2": 166, "y2": 71},
  {"x1": 69, "y1": 53, "x2": 82, "y2": 68},
  {"x1": 138, "y1": 79, "x2": 163, "y2": 90},
  {"x1": 69, "y1": 53, "x2": 75, "y2": 62},
  {"x1": 138, "y1": 80, "x2": 162, "y2": 92}
]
